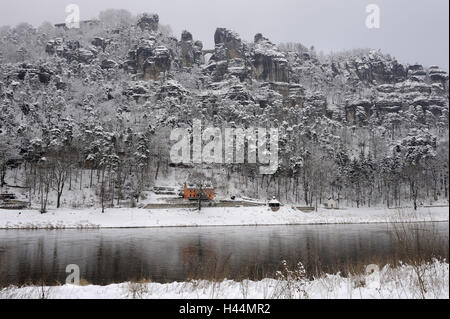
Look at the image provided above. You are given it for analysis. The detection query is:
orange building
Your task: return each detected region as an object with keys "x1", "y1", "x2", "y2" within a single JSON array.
[{"x1": 184, "y1": 182, "x2": 214, "y2": 201}]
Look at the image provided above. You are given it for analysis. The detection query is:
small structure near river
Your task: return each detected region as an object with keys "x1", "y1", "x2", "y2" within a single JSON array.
[
  {"x1": 268, "y1": 197, "x2": 281, "y2": 212},
  {"x1": 183, "y1": 182, "x2": 214, "y2": 201}
]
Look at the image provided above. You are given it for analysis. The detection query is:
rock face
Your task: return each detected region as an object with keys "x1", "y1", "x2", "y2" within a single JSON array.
[
  {"x1": 126, "y1": 40, "x2": 150, "y2": 76},
  {"x1": 45, "y1": 38, "x2": 97, "y2": 64},
  {"x1": 203, "y1": 60, "x2": 229, "y2": 82},
  {"x1": 227, "y1": 58, "x2": 251, "y2": 82},
  {"x1": 91, "y1": 37, "x2": 110, "y2": 52},
  {"x1": 323, "y1": 51, "x2": 408, "y2": 85},
  {"x1": 137, "y1": 13, "x2": 159, "y2": 32},
  {"x1": 16, "y1": 63, "x2": 54, "y2": 84},
  {"x1": 76, "y1": 48, "x2": 95, "y2": 64},
  {"x1": 213, "y1": 28, "x2": 244, "y2": 60},
  {"x1": 181, "y1": 30, "x2": 193, "y2": 42},
  {"x1": 92, "y1": 15, "x2": 447, "y2": 125},
  {"x1": 156, "y1": 80, "x2": 189, "y2": 101},
  {"x1": 143, "y1": 46, "x2": 171, "y2": 80},
  {"x1": 0, "y1": 10, "x2": 448, "y2": 168},
  {"x1": 101, "y1": 59, "x2": 118, "y2": 69},
  {"x1": 45, "y1": 38, "x2": 64, "y2": 55},
  {"x1": 428, "y1": 66, "x2": 449, "y2": 83},
  {"x1": 251, "y1": 34, "x2": 289, "y2": 82},
  {"x1": 351, "y1": 53, "x2": 407, "y2": 83},
  {"x1": 254, "y1": 33, "x2": 266, "y2": 43},
  {"x1": 342, "y1": 77, "x2": 449, "y2": 125},
  {"x1": 225, "y1": 84, "x2": 255, "y2": 105},
  {"x1": 126, "y1": 39, "x2": 172, "y2": 80},
  {"x1": 180, "y1": 31, "x2": 203, "y2": 67},
  {"x1": 266, "y1": 82, "x2": 305, "y2": 107},
  {"x1": 129, "y1": 39, "x2": 155, "y2": 74}
]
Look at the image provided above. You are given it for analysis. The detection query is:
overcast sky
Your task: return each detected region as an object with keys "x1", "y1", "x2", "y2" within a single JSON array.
[{"x1": 1, "y1": 0, "x2": 448, "y2": 69}]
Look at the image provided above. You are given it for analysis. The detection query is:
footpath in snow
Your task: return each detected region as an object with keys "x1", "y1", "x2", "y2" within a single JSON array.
[
  {"x1": 1, "y1": 260, "x2": 448, "y2": 299},
  {"x1": 0, "y1": 206, "x2": 448, "y2": 229}
]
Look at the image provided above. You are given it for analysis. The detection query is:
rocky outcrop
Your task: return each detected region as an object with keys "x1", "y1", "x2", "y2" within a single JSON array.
[
  {"x1": 407, "y1": 64, "x2": 427, "y2": 82},
  {"x1": 347, "y1": 52, "x2": 407, "y2": 84},
  {"x1": 344, "y1": 75, "x2": 449, "y2": 125},
  {"x1": 75, "y1": 48, "x2": 95, "y2": 64},
  {"x1": 91, "y1": 37, "x2": 110, "y2": 52},
  {"x1": 66, "y1": 40, "x2": 81, "y2": 51},
  {"x1": 101, "y1": 59, "x2": 118, "y2": 69},
  {"x1": 45, "y1": 38, "x2": 64, "y2": 55},
  {"x1": 45, "y1": 38, "x2": 97, "y2": 64},
  {"x1": 428, "y1": 66, "x2": 449, "y2": 83},
  {"x1": 16, "y1": 63, "x2": 54, "y2": 84},
  {"x1": 46, "y1": 39, "x2": 81, "y2": 55},
  {"x1": 251, "y1": 34, "x2": 289, "y2": 82},
  {"x1": 126, "y1": 39, "x2": 155, "y2": 74},
  {"x1": 36, "y1": 13, "x2": 447, "y2": 132},
  {"x1": 122, "y1": 82, "x2": 151, "y2": 103},
  {"x1": 304, "y1": 92, "x2": 327, "y2": 113},
  {"x1": 263, "y1": 82, "x2": 305, "y2": 107},
  {"x1": 254, "y1": 86, "x2": 283, "y2": 108},
  {"x1": 213, "y1": 28, "x2": 244, "y2": 60},
  {"x1": 324, "y1": 51, "x2": 408, "y2": 85},
  {"x1": 345, "y1": 99, "x2": 373, "y2": 125},
  {"x1": 126, "y1": 39, "x2": 172, "y2": 80},
  {"x1": 226, "y1": 58, "x2": 251, "y2": 82},
  {"x1": 205, "y1": 31, "x2": 289, "y2": 83},
  {"x1": 180, "y1": 31, "x2": 203, "y2": 67},
  {"x1": 254, "y1": 33, "x2": 267, "y2": 44},
  {"x1": 181, "y1": 30, "x2": 193, "y2": 42},
  {"x1": 2, "y1": 7, "x2": 449, "y2": 169},
  {"x1": 202, "y1": 60, "x2": 229, "y2": 82},
  {"x1": 137, "y1": 13, "x2": 159, "y2": 32},
  {"x1": 225, "y1": 84, "x2": 254, "y2": 105},
  {"x1": 374, "y1": 96, "x2": 402, "y2": 113},
  {"x1": 143, "y1": 46, "x2": 171, "y2": 80},
  {"x1": 156, "y1": 80, "x2": 189, "y2": 101}
]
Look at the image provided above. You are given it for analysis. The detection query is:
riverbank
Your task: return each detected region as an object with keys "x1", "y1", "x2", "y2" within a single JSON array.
[
  {"x1": 1, "y1": 260, "x2": 448, "y2": 299},
  {"x1": 0, "y1": 206, "x2": 448, "y2": 229}
]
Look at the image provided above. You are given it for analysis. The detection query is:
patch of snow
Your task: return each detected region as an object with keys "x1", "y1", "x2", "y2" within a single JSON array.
[
  {"x1": 0, "y1": 206, "x2": 447, "y2": 230},
  {"x1": 1, "y1": 260, "x2": 447, "y2": 299}
]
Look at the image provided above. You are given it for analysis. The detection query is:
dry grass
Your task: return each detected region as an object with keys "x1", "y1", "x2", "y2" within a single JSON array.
[
  {"x1": 185, "y1": 253, "x2": 232, "y2": 282},
  {"x1": 126, "y1": 278, "x2": 152, "y2": 299}
]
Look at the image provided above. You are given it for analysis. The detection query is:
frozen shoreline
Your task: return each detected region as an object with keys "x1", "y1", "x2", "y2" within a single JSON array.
[
  {"x1": 1, "y1": 260, "x2": 448, "y2": 299},
  {"x1": 0, "y1": 206, "x2": 448, "y2": 230}
]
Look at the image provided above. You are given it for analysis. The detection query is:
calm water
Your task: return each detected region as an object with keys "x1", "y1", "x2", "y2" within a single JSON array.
[{"x1": 0, "y1": 223, "x2": 448, "y2": 286}]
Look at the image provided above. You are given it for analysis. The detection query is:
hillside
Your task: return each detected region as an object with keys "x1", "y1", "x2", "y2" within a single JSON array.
[{"x1": 0, "y1": 11, "x2": 448, "y2": 210}]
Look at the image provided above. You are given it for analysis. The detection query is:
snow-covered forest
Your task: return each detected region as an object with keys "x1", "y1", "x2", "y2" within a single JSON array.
[{"x1": 0, "y1": 10, "x2": 448, "y2": 211}]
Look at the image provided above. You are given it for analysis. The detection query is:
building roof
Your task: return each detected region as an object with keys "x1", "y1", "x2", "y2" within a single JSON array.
[
  {"x1": 185, "y1": 182, "x2": 214, "y2": 189},
  {"x1": 269, "y1": 198, "x2": 280, "y2": 205}
]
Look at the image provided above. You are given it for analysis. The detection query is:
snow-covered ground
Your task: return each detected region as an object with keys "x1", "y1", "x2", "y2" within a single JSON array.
[
  {"x1": 0, "y1": 206, "x2": 448, "y2": 229},
  {"x1": 1, "y1": 260, "x2": 448, "y2": 299}
]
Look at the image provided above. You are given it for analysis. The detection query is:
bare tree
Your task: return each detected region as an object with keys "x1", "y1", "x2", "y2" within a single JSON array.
[
  {"x1": 188, "y1": 171, "x2": 212, "y2": 211},
  {"x1": 0, "y1": 139, "x2": 18, "y2": 188},
  {"x1": 47, "y1": 151, "x2": 71, "y2": 209},
  {"x1": 37, "y1": 160, "x2": 51, "y2": 214}
]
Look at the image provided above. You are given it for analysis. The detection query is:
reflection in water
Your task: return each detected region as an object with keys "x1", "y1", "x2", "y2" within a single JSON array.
[{"x1": 0, "y1": 223, "x2": 448, "y2": 286}]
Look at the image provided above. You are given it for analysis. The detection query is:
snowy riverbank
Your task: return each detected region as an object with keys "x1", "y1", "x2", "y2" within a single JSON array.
[
  {"x1": 1, "y1": 260, "x2": 448, "y2": 299},
  {"x1": 0, "y1": 206, "x2": 448, "y2": 229}
]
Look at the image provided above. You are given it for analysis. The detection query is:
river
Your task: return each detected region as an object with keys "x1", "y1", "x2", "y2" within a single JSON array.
[{"x1": 0, "y1": 222, "x2": 448, "y2": 286}]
